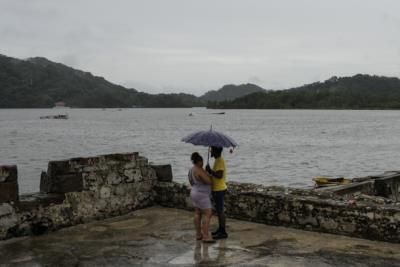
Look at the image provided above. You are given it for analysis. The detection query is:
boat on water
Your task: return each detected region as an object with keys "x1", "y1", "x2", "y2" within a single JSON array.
[
  {"x1": 40, "y1": 114, "x2": 69, "y2": 120},
  {"x1": 313, "y1": 176, "x2": 352, "y2": 187},
  {"x1": 188, "y1": 111, "x2": 225, "y2": 116},
  {"x1": 53, "y1": 101, "x2": 70, "y2": 109}
]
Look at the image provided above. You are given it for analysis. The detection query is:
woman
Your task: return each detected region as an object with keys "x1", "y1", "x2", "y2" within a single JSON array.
[{"x1": 189, "y1": 152, "x2": 215, "y2": 243}]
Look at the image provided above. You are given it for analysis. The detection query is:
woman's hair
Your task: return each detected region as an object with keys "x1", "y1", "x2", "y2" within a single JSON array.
[{"x1": 191, "y1": 152, "x2": 203, "y2": 164}]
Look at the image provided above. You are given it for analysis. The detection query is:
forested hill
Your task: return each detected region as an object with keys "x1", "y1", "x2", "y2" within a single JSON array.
[
  {"x1": 0, "y1": 54, "x2": 201, "y2": 108},
  {"x1": 3, "y1": 54, "x2": 400, "y2": 109},
  {"x1": 208, "y1": 75, "x2": 400, "y2": 109},
  {"x1": 200, "y1": 83, "x2": 266, "y2": 102}
]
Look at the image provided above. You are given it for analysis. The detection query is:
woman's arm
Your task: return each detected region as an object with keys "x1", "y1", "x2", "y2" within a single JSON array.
[{"x1": 196, "y1": 168, "x2": 212, "y2": 184}]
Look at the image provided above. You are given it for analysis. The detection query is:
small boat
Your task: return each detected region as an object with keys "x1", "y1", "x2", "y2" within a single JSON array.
[
  {"x1": 40, "y1": 114, "x2": 69, "y2": 120},
  {"x1": 313, "y1": 176, "x2": 352, "y2": 187}
]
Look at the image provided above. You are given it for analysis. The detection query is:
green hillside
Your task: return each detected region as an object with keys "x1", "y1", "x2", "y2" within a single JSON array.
[
  {"x1": 2, "y1": 54, "x2": 400, "y2": 109},
  {"x1": 0, "y1": 55, "x2": 201, "y2": 108},
  {"x1": 201, "y1": 83, "x2": 266, "y2": 102},
  {"x1": 208, "y1": 75, "x2": 400, "y2": 109}
]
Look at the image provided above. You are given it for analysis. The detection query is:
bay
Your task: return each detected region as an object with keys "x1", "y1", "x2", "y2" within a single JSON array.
[{"x1": 1, "y1": 108, "x2": 400, "y2": 193}]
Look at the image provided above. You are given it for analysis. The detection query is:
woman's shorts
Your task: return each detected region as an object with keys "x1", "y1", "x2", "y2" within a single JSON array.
[{"x1": 190, "y1": 190, "x2": 212, "y2": 210}]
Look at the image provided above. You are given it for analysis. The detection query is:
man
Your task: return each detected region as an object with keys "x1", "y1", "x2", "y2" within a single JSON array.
[{"x1": 206, "y1": 146, "x2": 228, "y2": 239}]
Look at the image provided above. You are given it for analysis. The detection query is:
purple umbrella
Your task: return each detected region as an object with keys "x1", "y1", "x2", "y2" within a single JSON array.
[{"x1": 182, "y1": 126, "x2": 238, "y2": 163}]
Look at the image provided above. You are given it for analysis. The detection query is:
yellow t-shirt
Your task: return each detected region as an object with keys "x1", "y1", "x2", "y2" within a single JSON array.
[{"x1": 212, "y1": 157, "x2": 227, "y2": 191}]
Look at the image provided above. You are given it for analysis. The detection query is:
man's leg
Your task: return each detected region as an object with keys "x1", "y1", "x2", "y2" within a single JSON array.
[
  {"x1": 211, "y1": 191, "x2": 220, "y2": 235},
  {"x1": 213, "y1": 190, "x2": 228, "y2": 239}
]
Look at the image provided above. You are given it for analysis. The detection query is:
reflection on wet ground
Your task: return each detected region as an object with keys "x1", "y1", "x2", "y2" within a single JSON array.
[{"x1": 0, "y1": 207, "x2": 400, "y2": 266}]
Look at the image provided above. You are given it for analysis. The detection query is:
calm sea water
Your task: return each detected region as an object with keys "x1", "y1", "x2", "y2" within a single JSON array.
[{"x1": 1, "y1": 108, "x2": 400, "y2": 193}]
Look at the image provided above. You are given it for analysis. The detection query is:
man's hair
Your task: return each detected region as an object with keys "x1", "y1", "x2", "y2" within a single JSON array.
[{"x1": 211, "y1": 146, "x2": 223, "y2": 156}]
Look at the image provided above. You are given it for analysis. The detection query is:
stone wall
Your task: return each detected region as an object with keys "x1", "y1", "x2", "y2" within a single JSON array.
[
  {"x1": 2, "y1": 153, "x2": 400, "y2": 243},
  {"x1": 155, "y1": 181, "x2": 400, "y2": 243},
  {"x1": 0, "y1": 152, "x2": 157, "y2": 240}
]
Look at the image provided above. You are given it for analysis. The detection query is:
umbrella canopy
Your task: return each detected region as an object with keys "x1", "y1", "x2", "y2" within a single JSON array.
[{"x1": 182, "y1": 128, "x2": 238, "y2": 148}]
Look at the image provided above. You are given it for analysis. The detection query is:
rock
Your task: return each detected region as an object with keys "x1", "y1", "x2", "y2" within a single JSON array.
[
  {"x1": 126, "y1": 168, "x2": 143, "y2": 183},
  {"x1": 340, "y1": 223, "x2": 356, "y2": 233},
  {"x1": 297, "y1": 216, "x2": 318, "y2": 226},
  {"x1": 123, "y1": 169, "x2": 137, "y2": 183},
  {"x1": 107, "y1": 172, "x2": 122, "y2": 185},
  {"x1": 319, "y1": 218, "x2": 338, "y2": 231},
  {"x1": 100, "y1": 187, "x2": 111, "y2": 199},
  {"x1": 0, "y1": 203, "x2": 14, "y2": 217},
  {"x1": 278, "y1": 212, "x2": 291, "y2": 223}
]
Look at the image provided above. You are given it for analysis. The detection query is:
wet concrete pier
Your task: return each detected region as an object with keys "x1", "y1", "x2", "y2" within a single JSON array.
[{"x1": 1, "y1": 207, "x2": 399, "y2": 267}]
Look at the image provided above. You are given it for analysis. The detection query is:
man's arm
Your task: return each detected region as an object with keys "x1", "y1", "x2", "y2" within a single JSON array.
[{"x1": 206, "y1": 165, "x2": 224, "y2": 179}]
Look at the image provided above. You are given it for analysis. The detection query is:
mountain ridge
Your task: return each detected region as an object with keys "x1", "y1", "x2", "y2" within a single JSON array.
[
  {"x1": 2, "y1": 54, "x2": 400, "y2": 109},
  {"x1": 208, "y1": 74, "x2": 400, "y2": 109},
  {"x1": 200, "y1": 83, "x2": 266, "y2": 102},
  {"x1": 0, "y1": 54, "x2": 260, "y2": 108}
]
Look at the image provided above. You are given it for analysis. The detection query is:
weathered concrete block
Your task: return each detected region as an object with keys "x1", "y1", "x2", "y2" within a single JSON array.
[
  {"x1": 41, "y1": 173, "x2": 83, "y2": 193},
  {"x1": 151, "y1": 165, "x2": 173, "y2": 182},
  {"x1": 47, "y1": 160, "x2": 71, "y2": 177},
  {"x1": 0, "y1": 181, "x2": 19, "y2": 203},
  {"x1": 0, "y1": 166, "x2": 17, "y2": 183},
  {"x1": 0, "y1": 166, "x2": 18, "y2": 204},
  {"x1": 40, "y1": 171, "x2": 50, "y2": 193},
  {"x1": 103, "y1": 153, "x2": 138, "y2": 162}
]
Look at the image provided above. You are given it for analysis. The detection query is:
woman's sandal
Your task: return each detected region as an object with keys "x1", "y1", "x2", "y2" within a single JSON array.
[{"x1": 202, "y1": 238, "x2": 216, "y2": 243}]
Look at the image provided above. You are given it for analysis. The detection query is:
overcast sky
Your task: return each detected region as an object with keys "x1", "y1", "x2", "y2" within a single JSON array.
[{"x1": 1, "y1": 0, "x2": 400, "y2": 95}]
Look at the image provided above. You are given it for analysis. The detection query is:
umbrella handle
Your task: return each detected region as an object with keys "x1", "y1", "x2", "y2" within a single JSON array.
[{"x1": 207, "y1": 147, "x2": 210, "y2": 165}]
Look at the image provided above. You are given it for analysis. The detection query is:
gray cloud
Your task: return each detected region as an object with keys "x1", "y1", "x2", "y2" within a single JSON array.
[{"x1": 1, "y1": 0, "x2": 400, "y2": 95}]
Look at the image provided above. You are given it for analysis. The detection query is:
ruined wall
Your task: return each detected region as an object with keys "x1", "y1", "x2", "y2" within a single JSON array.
[
  {"x1": 0, "y1": 153, "x2": 157, "y2": 240},
  {"x1": 155, "y1": 181, "x2": 400, "y2": 243},
  {"x1": 2, "y1": 153, "x2": 400, "y2": 243}
]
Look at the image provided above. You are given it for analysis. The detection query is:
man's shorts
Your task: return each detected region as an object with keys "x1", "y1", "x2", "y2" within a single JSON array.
[{"x1": 212, "y1": 190, "x2": 226, "y2": 214}]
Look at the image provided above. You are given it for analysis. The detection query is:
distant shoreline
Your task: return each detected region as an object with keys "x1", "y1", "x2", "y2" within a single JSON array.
[{"x1": 2, "y1": 107, "x2": 400, "y2": 111}]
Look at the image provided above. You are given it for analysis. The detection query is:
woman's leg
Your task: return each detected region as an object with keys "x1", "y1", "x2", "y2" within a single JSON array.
[
  {"x1": 194, "y1": 208, "x2": 202, "y2": 239},
  {"x1": 201, "y1": 208, "x2": 214, "y2": 241}
]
